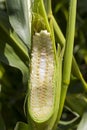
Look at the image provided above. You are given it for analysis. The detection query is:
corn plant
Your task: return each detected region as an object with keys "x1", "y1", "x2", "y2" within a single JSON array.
[{"x1": 0, "y1": 0, "x2": 87, "y2": 130}]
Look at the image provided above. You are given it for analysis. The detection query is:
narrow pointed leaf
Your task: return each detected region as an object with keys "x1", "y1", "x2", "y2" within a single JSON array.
[
  {"x1": 14, "y1": 122, "x2": 29, "y2": 130},
  {"x1": 6, "y1": 0, "x2": 31, "y2": 47},
  {"x1": 0, "y1": 10, "x2": 29, "y2": 83}
]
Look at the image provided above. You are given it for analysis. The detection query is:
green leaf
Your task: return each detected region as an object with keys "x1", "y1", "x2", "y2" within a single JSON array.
[
  {"x1": 6, "y1": 0, "x2": 31, "y2": 47},
  {"x1": 0, "y1": 41, "x2": 28, "y2": 83},
  {"x1": 77, "y1": 112, "x2": 87, "y2": 130},
  {"x1": 0, "y1": 10, "x2": 29, "y2": 83},
  {"x1": 72, "y1": 57, "x2": 87, "y2": 91},
  {"x1": 66, "y1": 94, "x2": 87, "y2": 116},
  {"x1": 14, "y1": 122, "x2": 29, "y2": 130}
]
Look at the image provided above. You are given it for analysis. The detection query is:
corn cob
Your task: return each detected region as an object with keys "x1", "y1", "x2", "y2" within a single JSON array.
[{"x1": 28, "y1": 30, "x2": 55, "y2": 123}]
